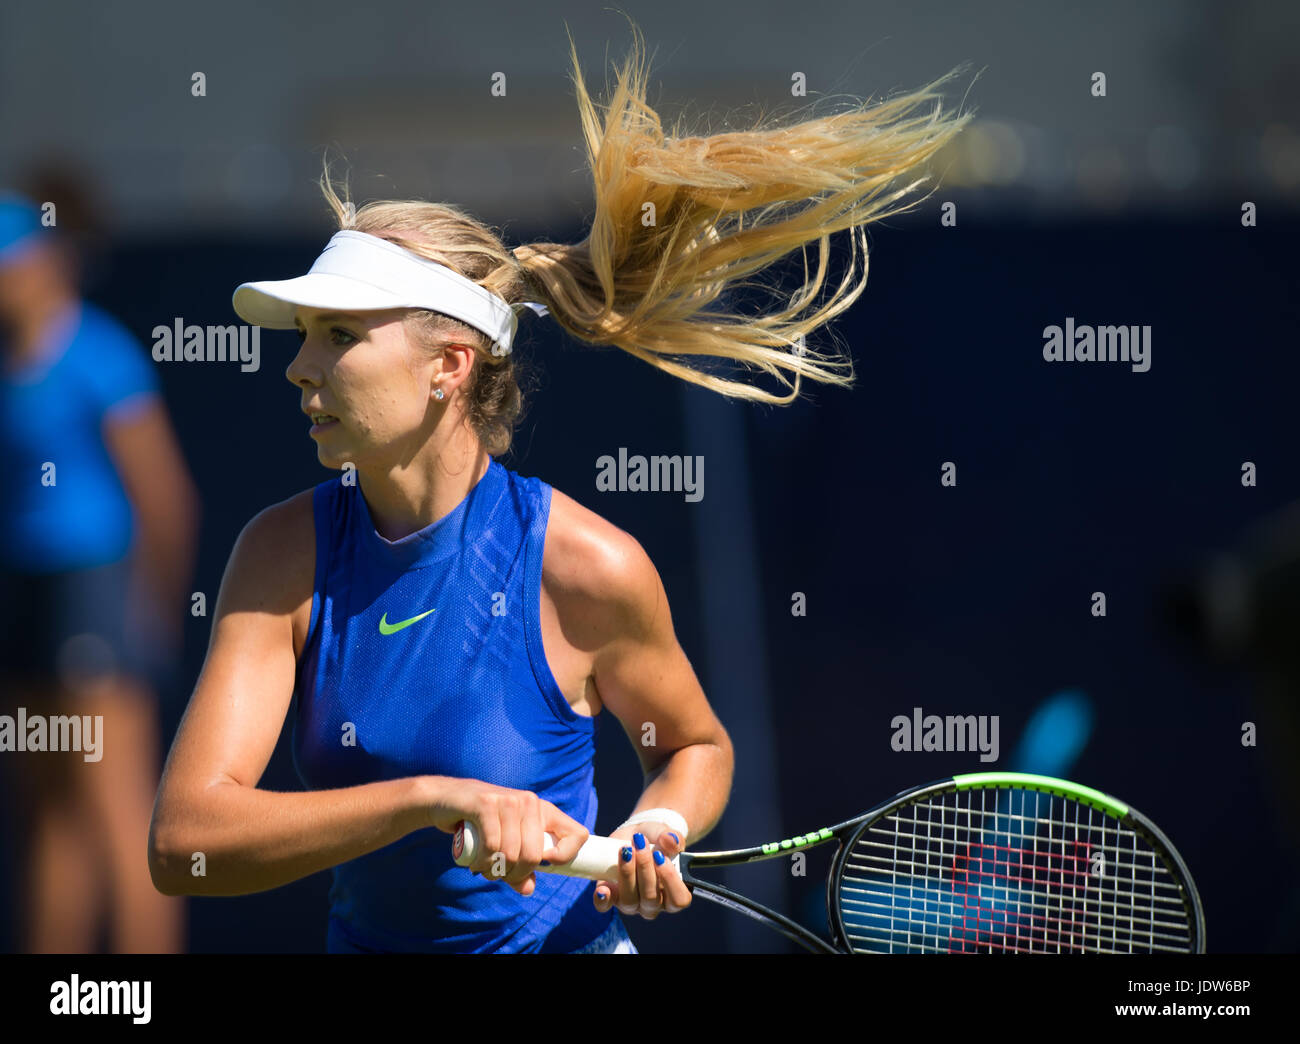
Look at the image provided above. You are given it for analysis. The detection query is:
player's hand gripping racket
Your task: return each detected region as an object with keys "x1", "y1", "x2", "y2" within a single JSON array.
[{"x1": 453, "y1": 772, "x2": 1205, "y2": 953}]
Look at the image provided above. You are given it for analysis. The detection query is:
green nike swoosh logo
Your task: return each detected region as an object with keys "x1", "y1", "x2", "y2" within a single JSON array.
[{"x1": 378, "y1": 608, "x2": 437, "y2": 635}]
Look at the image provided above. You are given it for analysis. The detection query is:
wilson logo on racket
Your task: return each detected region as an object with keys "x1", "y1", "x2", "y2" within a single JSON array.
[{"x1": 762, "y1": 828, "x2": 834, "y2": 854}]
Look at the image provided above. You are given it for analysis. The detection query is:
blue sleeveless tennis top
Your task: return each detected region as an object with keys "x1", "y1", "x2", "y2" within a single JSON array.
[{"x1": 292, "y1": 458, "x2": 616, "y2": 952}]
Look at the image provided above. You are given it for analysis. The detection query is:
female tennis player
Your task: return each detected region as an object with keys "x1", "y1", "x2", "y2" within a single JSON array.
[{"x1": 148, "y1": 30, "x2": 972, "y2": 952}]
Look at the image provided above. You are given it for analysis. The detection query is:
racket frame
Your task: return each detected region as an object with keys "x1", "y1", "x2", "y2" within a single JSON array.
[
  {"x1": 677, "y1": 773, "x2": 1205, "y2": 954},
  {"x1": 825, "y1": 773, "x2": 1206, "y2": 954}
]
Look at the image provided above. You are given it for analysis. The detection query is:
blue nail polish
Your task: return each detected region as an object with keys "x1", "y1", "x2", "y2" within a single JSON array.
[
  {"x1": 633, "y1": 833, "x2": 646, "y2": 850},
  {"x1": 621, "y1": 847, "x2": 633, "y2": 862},
  {"x1": 653, "y1": 850, "x2": 665, "y2": 866},
  {"x1": 596, "y1": 890, "x2": 608, "y2": 901},
  {"x1": 668, "y1": 833, "x2": 680, "y2": 845}
]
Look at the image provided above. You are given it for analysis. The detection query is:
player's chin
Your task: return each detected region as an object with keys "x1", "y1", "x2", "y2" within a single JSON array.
[{"x1": 315, "y1": 441, "x2": 354, "y2": 470}]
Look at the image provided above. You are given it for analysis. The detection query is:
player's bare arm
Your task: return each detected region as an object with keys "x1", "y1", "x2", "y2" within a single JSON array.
[
  {"x1": 542, "y1": 489, "x2": 733, "y2": 916},
  {"x1": 148, "y1": 493, "x2": 587, "y2": 897}
]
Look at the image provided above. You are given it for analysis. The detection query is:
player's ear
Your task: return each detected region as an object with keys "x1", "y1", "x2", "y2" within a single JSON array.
[{"x1": 433, "y1": 340, "x2": 477, "y2": 393}]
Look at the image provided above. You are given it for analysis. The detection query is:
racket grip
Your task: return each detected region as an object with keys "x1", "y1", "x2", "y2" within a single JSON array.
[{"x1": 452, "y1": 820, "x2": 677, "y2": 880}]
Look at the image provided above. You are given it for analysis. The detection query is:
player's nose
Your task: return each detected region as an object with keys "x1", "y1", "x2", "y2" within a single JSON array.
[{"x1": 285, "y1": 343, "x2": 321, "y2": 388}]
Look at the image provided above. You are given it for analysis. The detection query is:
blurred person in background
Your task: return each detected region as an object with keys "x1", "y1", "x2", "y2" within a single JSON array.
[{"x1": 0, "y1": 185, "x2": 198, "y2": 953}]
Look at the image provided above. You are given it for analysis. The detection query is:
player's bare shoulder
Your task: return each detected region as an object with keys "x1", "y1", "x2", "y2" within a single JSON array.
[
  {"x1": 219, "y1": 487, "x2": 317, "y2": 659},
  {"x1": 542, "y1": 486, "x2": 664, "y2": 646}
]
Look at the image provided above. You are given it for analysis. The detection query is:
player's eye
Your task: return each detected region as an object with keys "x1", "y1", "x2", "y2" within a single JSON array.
[{"x1": 294, "y1": 325, "x2": 357, "y2": 346}]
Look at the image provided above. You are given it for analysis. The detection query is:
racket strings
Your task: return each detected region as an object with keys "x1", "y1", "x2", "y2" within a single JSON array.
[
  {"x1": 838, "y1": 873, "x2": 1190, "y2": 920},
  {"x1": 836, "y1": 888, "x2": 1194, "y2": 946},
  {"x1": 834, "y1": 786, "x2": 1195, "y2": 954},
  {"x1": 847, "y1": 834, "x2": 1188, "y2": 886}
]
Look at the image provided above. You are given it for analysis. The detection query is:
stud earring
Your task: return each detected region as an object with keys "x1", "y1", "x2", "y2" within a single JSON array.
[{"x1": 434, "y1": 387, "x2": 446, "y2": 401}]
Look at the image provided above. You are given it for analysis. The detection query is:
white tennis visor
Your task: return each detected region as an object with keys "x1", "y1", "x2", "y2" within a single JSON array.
[{"x1": 232, "y1": 229, "x2": 547, "y2": 355}]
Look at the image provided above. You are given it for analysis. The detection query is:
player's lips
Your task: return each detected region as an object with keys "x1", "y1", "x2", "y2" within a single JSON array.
[{"x1": 304, "y1": 406, "x2": 340, "y2": 434}]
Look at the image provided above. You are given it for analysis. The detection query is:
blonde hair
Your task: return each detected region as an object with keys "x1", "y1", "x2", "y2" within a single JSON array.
[{"x1": 320, "y1": 25, "x2": 975, "y2": 457}]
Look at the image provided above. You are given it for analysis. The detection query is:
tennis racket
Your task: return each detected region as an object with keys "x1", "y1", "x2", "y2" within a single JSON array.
[{"x1": 452, "y1": 771, "x2": 1205, "y2": 953}]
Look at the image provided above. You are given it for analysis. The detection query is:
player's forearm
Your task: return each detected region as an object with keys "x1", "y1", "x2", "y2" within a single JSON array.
[
  {"x1": 148, "y1": 775, "x2": 434, "y2": 897},
  {"x1": 624, "y1": 733, "x2": 734, "y2": 845}
]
